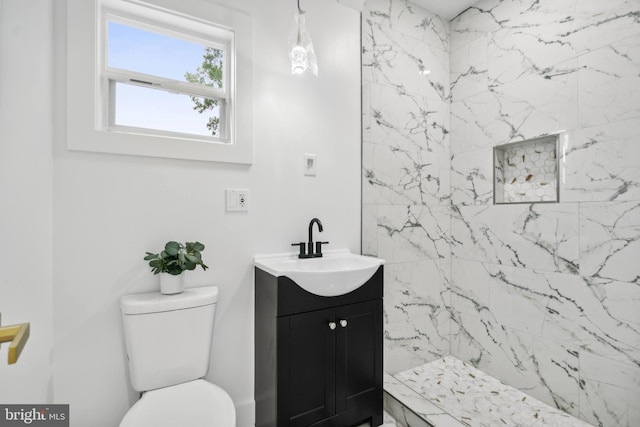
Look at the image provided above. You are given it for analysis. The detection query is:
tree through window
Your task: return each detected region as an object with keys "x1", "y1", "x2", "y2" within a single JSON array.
[{"x1": 185, "y1": 47, "x2": 224, "y2": 137}]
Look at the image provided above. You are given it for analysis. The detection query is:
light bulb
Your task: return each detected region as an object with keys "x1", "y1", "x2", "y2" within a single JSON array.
[{"x1": 291, "y1": 45, "x2": 308, "y2": 74}]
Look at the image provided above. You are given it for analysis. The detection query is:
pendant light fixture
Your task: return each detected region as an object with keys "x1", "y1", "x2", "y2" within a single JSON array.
[{"x1": 289, "y1": 0, "x2": 318, "y2": 76}]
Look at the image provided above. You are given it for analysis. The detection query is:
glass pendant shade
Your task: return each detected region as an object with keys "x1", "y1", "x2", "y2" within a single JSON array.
[{"x1": 289, "y1": 10, "x2": 318, "y2": 76}]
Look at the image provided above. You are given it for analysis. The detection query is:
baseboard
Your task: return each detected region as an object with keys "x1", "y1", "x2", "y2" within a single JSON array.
[{"x1": 236, "y1": 398, "x2": 256, "y2": 427}]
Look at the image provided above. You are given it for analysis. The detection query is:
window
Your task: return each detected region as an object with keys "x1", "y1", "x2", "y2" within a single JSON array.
[
  {"x1": 66, "y1": 0, "x2": 253, "y2": 164},
  {"x1": 102, "y1": 15, "x2": 231, "y2": 141}
]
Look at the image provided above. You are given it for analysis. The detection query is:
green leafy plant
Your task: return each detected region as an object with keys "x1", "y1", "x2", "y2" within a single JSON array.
[{"x1": 144, "y1": 241, "x2": 209, "y2": 275}]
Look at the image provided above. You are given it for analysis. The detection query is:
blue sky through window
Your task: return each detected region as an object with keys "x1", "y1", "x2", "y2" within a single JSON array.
[
  {"x1": 108, "y1": 21, "x2": 207, "y2": 82},
  {"x1": 107, "y1": 21, "x2": 224, "y2": 138}
]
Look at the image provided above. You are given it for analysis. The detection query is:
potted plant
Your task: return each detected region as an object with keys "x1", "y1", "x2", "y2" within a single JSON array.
[{"x1": 144, "y1": 241, "x2": 208, "y2": 294}]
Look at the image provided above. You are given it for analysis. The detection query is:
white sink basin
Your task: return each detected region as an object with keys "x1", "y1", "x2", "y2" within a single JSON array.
[{"x1": 254, "y1": 249, "x2": 384, "y2": 297}]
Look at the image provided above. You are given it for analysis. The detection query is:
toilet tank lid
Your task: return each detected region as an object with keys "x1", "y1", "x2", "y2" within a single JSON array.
[{"x1": 121, "y1": 285, "x2": 219, "y2": 315}]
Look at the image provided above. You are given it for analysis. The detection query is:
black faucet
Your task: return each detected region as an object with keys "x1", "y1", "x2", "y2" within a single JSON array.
[{"x1": 291, "y1": 218, "x2": 329, "y2": 258}]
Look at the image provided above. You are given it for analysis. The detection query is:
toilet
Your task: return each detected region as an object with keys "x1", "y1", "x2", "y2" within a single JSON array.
[{"x1": 119, "y1": 285, "x2": 235, "y2": 427}]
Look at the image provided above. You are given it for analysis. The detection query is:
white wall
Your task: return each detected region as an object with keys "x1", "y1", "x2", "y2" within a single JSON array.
[
  {"x1": 0, "y1": 0, "x2": 54, "y2": 403},
  {"x1": 2, "y1": 0, "x2": 361, "y2": 426}
]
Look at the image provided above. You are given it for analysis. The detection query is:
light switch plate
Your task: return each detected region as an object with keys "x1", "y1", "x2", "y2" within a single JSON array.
[{"x1": 226, "y1": 189, "x2": 249, "y2": 212}]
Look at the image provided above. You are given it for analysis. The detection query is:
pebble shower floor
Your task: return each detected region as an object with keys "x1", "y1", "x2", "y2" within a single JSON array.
[{"x1": 383, "y1": 357, "x2": 594, "y2": 427}]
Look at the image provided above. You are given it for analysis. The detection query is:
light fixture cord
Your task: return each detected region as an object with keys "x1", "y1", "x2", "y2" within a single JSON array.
[{"x1": 296, "y1": 0, "x2": 303, "y2": 45}]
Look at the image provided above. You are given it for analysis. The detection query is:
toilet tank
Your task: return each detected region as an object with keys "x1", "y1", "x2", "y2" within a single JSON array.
[{"x1": 120, "y1": 286, "x2": 219, "y2": 392}]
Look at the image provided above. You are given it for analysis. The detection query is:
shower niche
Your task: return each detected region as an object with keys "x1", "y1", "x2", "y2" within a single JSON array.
[{"x1": 493, "y1": 134, "x2": 560, "y2": 204}]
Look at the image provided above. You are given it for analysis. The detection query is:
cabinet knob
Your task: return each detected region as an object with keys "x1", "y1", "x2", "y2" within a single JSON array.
[
  {"x1": 340, "y1": 319, "x2": 348, "y2": 328},
  {"x1": 328, "y1": 322, "x2": 337, "y2": 330}
]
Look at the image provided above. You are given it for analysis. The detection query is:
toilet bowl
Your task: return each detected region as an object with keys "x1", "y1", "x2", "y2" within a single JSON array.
[
  {"x1": 120, "y1": 380, "x2": 235, "y2": 427},
  {"x1": 119, "y1": 286, "x2": 235, "y2": 426}
]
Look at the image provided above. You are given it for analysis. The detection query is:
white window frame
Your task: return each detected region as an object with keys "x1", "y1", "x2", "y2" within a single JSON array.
[
  {"x1": 100, "y1": 11, "x2": 233, "y2": 143},
  {"x1": 66, "y1": 0, "x2": 253, "y2": 164}
]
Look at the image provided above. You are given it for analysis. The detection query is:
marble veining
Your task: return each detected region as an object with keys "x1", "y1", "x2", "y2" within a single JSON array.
[
  {"x1": 383, "y1": 260, "x2": 451, "y2": 374},
  {"x1": 561, "y1": 118, "x2": 640, "y2": 203},
  {"x1": 378, "y1": 205, "x2": 451, "y2": 263},
  {"x1": 451, "y1": 203, "x2": 579, "y2": 274},
  {"x1": 363, "y1": 18, "x2": 449, "y2": 102},
  {"x1": 579, "y1": 201, "x2": 640, "y2": 284},
  {"x1": 450, "y1": 148, "x2": 493, "y2": 206},
  {"x1": 451, "y1": 257, "x2": 640, "y2": 366},
  {"x1": 363, "y1": 0, "x2": 640, "y2": 426},
  {"x1": 391, "y1": 357, "x2": 594, "y2": 427}
]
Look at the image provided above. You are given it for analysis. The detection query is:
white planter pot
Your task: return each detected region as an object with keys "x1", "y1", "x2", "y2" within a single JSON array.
[{"x1": 160, "y1": 273, "x2": 184, "y2": 295}]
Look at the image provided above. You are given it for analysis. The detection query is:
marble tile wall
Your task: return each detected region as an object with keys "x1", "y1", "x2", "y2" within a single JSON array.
[
  {"x1": 449, "y1": 1, "x2": 640, "y2": 426},
  {"x1": 361, "y1": 0, "x2": 452, "y2": 374},
  {"x1": 363, "y1": 0, "x2": 639, "y2": 426}
]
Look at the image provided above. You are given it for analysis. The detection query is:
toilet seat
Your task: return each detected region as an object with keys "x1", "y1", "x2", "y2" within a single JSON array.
[{"x1": 119, "y1": 379, "x2": 235, "y2": 427}]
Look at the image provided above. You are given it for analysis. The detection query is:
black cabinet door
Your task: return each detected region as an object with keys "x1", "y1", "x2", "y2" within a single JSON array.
[
  {"x1": 278, "y1": 307, "x2": 337, "y2": 427},
  {"x1": 335, "y1": 300, "x2": 383, "y2": 414},
  {"x1": 256, "y1": 267, "x2": 383, "y2": 427}
]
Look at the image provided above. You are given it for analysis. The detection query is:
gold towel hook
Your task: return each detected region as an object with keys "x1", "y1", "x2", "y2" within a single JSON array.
[{"x1": 0, "y1": 313, "x2": 30, "y2": 365}]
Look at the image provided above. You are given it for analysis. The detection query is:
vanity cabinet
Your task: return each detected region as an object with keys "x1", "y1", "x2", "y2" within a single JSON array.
[{"x1": 255, "y1": 266, "x2": 383, "y2": 427}]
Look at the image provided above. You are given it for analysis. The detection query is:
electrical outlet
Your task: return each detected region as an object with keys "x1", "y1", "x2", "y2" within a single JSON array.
[
  {"x1": 237, "y1": 190, "x2": 248, "y2": 209},
  {"x1": 226, "y1": 189, "x2": 249, "y2": 212}
]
